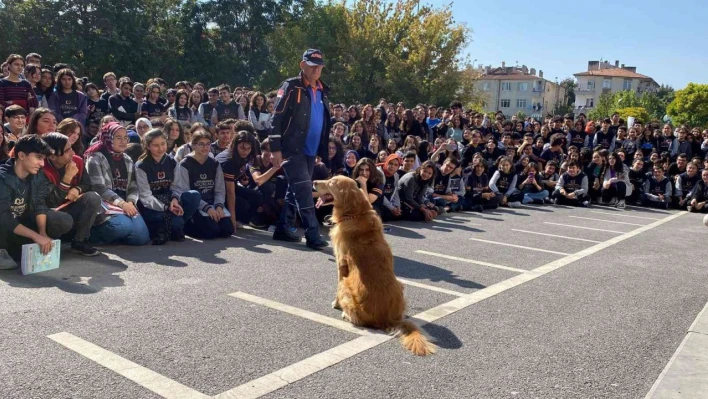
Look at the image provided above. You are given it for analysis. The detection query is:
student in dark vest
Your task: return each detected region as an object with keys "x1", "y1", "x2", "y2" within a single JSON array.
[
  {"x1": 211, "y1": 84, "x2": 245, "y2": 125},
  {"x1": 585, "y1": 149, "x2": 607, "y2": 203},
  {"x1": 517, "y1": 161, "x2": 550, "y2": 205},
  {"x1": 210, "y1": 122, "x2": 232, "y2": 158},
  {"x1": 462, "y1": 160, "x2": 498, "y2": 212},
  {"x1": 351, "y1": 157, "x2": 385, "y2": 216},
  {"x1": 376, "y1": 154, "x2": 403, "y2": 221},
  {"x1": 627, "y1": 158, "x2": 646, "y2": 205},
  {"x1": 430, "y1": 156, "x2": 464, "y2": 212},
  {"x1": 248, "y1": 138, "x2": 285, "y2": 228},
  {"x1": 142, "y1": 83, "x2": 168, "y2": 121},
  {"x1": 108, "y1": 78, "x2": 139, "y2": 125},
  {"x1": 641, "y1": 164, "x2": 672, "y2": 209},
  {"x1": 135, "y1": 129, "x2": 201, "y2": 245},
  {"x1": 489, "y1": 156, "x2": 521, "y2": 207},
  {"x1": 84, "y1": 122, "x2": 151, "y2": 245},
  {"x1": 601, "y1": 152, "x2": 631, "y2": 209},
  {"x1": 163, "y1": 118, "x2": 186, "y2": 156},
  {"x1": 42, "y1": 133, "x2": 102, "y2": 256},
  {"x1": 0, "y1": 135, "x2": 74, "y2": 268},
  {"x1": 168, "y1": 89, "x2": 197, "y2": 124},
  {"x1": 688, "y1": 169, "x2": 708, "y2": 213},
  {"x1": 552, "y1": 160, "x2": 589, "y2": 206},
  {"x1": 674, "y1": 162, "x2": 700, "y2": 209},
  {"x1": 566, "y1": 120, "x2": 589, "y2": 150},
  {"x1": 48, "y1": 68, "x2": 88, "y2": 124},
  {"x1": 172, "y1": 131, "x2": 234, "y2": 239},
  {"x1": 198, "y1": 88, "x2": 220, "y2": 131},
  {"x1": 593, "y1": 118, "x2": 616, "y2": 152}
]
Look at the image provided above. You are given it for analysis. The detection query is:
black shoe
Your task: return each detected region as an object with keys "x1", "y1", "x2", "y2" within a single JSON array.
[
  {"x1": 171, "y1": 230, "x2": 186, "y2": 242},
  {"x1": 273, "y1": 229, "x2": 302, "y2": 243},
  {"x1": 71, "y1": 241, "x2": 100, "y2": 257},
  {"x1": 473, "y1": 205, "x2": 484, "y2": 213},
  {"x1": 306, "y1": 237, "x2": 328, "y2": 250}
]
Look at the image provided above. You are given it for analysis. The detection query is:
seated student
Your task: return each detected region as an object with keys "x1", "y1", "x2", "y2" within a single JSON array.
[
  {"x1": 517, "y1": 161, "x2": 550, "y2": 205},
  {"x1": 539, "y1": 161, "x2": 559, "y2": 193},
  {"x1": 462, "y1": 161, "x2": 498, "y2": 212},
  {"x1": 322, "y1": 138, "x2": 344, "y2": 177},
  {"x1": 674, "y1": 162, "x2": 700, "y2": 209},
  {"x1": 397, "y1": 151, "x2": 417, "y2": 178},
  {"x1": 482, "y1": 138, "x2": 503, "y2": 169},
  {"x1": 173, "y1": 131, "x2": 234, "y2": 239},
  {"x1": 341, "y1": 150, "x2": 359, "y2": 178},
  {"x1": 586, "y1": 149, "x2": 607, "y2": 203},
  {"x1": 351, "y1": 157, "x2": 385, "y2": 215},
  {"x1": 377, "y1": 154, "x2": 403, "y2": 221},
  {"x1": 539, "y1": 136, "x2": 564, "y2": 166},
  {"x1": 84, "y1": 122, "x2": 151, "y2": 245},
  {"x1": 42, "y1": 133, "x2": 102, "y2": 256},
  {"x1": 641, "y1": 165, "x2": 672, "y2": 209},
  {"x1": 210, "y1": 122, "x2": 232, "y2": 157},
  {"x1": 601, "y1": 152, "x2": 631, "y2": 209},
  {"x1": 3, "y1": 104, "x2": 27, "y2": 143},
  {"x1": 217, "y1": 130, "x2": 264, "y2": 228},
  {"x1": 552, "y1": 160, "x2": 589, "y2": 207},
  {"x1": 430, "y1": 156, "x2": 464, "y2": 212},
  {"x1": 398, "y1": 160, "x2": 441, "y2": 222},
  {"x1": 135, "y1": 129, "x2": 200, "y2": 245},
  {"x1": 489, "y1": 156, "x2": 521, "y2": 208},
  {"x1": 248, "y1": 138, "x2": 285, "y2": 227},
  {"x1": 687, "y1": 169, "x2": 708, "y2": 213},
  {"x1": 0, "y1": 135, "x2": 74, "y2": 268}
]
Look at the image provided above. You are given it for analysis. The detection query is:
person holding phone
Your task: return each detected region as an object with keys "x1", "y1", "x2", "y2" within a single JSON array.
[{"x1": 517, "y1": 162, "x2": 549, "y2": 205}]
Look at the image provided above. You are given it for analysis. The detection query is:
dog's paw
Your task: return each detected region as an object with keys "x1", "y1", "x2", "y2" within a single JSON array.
[
  {"x1": 331, "y1": 299, "x2": 342, "y2": 310},
  {"x1": 341, "y1": 311, "x2": 351, "y2": 322}
]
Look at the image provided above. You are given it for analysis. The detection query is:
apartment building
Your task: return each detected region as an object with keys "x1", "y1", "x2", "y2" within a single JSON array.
[
  {"x1": 574, "y1": 60, "x2": 659, "y2": 113},
  {"x1": 474, "y1": 62, "x2": 565, "y2": 119}
]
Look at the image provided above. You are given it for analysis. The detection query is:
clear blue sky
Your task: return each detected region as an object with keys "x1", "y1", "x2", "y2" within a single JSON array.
[{"x1": 424, "y1": 0, "x2": 708, "y2": 89}]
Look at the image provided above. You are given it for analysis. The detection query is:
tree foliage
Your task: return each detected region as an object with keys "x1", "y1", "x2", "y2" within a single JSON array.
[
  {"x1": 615, "y1": 107, "x2": 650, "y2": 124},
  {"x1": 587, "y1": 89, "x2": 673, "y2": 123},
  {"x1": 667, "y1": 83, "x2": 708, "y2": 127}
]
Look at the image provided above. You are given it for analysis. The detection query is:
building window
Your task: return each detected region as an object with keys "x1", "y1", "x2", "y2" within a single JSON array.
[
  {"x1": 500, "y1": 99, "x2": 511, "y2": 108},
  {"x1": 603, "y1": 79, "x2": 612, "y2": 89},
  {"x1": 482, "y1": 82, "x2": 490, "y2": 91},
  {"x1": 518, "y1": 83, "x2": 528, "y2": 91},
  {"x1": 587, "y1": 81, "x2": 595, "y2": 90},
  {"x1": 516, "y1": 99, "x2": 527, "y2": 108},
  {"x1": 585, "y1": 98, "x2": 594, "y2": 107},
  {"x1": 501, "y1": 82, "x2": 511, "y2": 91},
  {"x1": 623, "y1": 79, "x2": 632, "y2": 90}
]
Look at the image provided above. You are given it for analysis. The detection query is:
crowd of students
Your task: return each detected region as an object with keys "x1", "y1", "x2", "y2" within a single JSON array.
[{"x1": 1, "y1": 52, "x2": 707, "y2": 270}]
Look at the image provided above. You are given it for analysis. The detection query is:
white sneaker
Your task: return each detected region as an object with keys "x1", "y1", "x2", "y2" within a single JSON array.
[
  {"x1": 581, "y1": 201, "x2": 590, "y2": 207},
  {"x1": 508, "y1": 201, "x2": 522, "y2": 208},
  {"x1": 616, "y1": 199, "x2": 626, "y2": 209},
  {"x1": 608, "y1": 198, "x2": 618, "y2": 206},
  {"x1": 0, "y1": 249, "x2": 18, "y2": 270}
]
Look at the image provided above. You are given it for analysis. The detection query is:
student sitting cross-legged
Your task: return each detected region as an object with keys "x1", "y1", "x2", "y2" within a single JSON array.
[
  {"x1": 42, "y1": 133, "x2": 102, "y2": 256},
  {"x1": 172, "y1": 130, "x2": 234, "y2": 239},
  {"x1": 601, "y1": 152, "x2": 631, "y2": 209},
  {"x1": 84, "y1": 122, "x2": 151, "y2": 246},
  {"x1": 641, "y1": 164, "x2": 672, "y2": 209},
  {"x1": 0, "y1": 135, "x2": 73, "y2": 268},
  {"x1": 552, "y1": 160, "x2": 590, "y2": 206},
  {"x1": 377, "y1": 154, "x2": 403, "y2": 222},
  {"x1": 687, "y1": 169, "x2": 708, "y2": 214},
  {"x1": 517, "y1": 161, "x2": 550, "y2": 205},
  {"x1": 398, "y1": 160, "x2": 441, "y2": 222},
  {"x1": 462, "y1": 160, "x2": 499, "y2": 212},
  {"x1": 135, "y1": 129, "x2": 200, "y2": 245},
  {"x1": 489, "y1": 156, "x2": 521, "y2": 208}
]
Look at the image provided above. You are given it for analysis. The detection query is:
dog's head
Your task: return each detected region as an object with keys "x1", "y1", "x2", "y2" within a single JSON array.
[{"x1": 314, "y1": 176, "x2": 372, "y2": 221}]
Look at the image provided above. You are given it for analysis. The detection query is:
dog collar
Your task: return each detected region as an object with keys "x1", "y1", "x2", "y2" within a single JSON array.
[{"x1": 335, "y1": 215, "x2": 359, "y2": 223}]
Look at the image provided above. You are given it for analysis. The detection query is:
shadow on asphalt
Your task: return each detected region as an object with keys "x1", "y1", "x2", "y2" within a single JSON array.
[
  {"x1": 394, "y1": 256, "x2": 485, "y2": 290},
  {"x1": 0, "y1": 253, "x2": 127, "y2": 294},
  {"x1": 420, "y1": 321, "x2": 463, "y2": 350}
]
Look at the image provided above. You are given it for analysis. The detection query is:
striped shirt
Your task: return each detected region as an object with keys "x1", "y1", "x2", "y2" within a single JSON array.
[{"x1": 0, "y1": 78, "x2": 39, "y2": 110}]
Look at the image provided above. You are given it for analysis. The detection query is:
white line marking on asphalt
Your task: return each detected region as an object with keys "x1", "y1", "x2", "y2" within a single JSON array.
[
  {"x1": 228, "y1": 292, "x2": 375, "y2": 336},
  {"x1": 543, "y1": 222, "x2": 625, "y2": 234},
  {"x1": 468, "y1": 238, "x2": 570, "y2": 256},
  {"x1": 624, "y1": 204, "x2": 672, "y2": 213},
  {"x1": 48, "y1": 332, "x2": 210, "y2": 399},
  {"x1": 396, "y1": 278, "x2": 465, "y2": 297},
  {"x1": 216, "y1": 212, "x2": 684, "y2": 399},
  {"x1": 415, "y1": 250, "x2": 526, "y2": 273},
  {"x1": 568, "y1": 215, "x2": 645, "y2": 226},
  {"x1": 510, "y1": 229, "x2": 602, "y2": 244},
  {"x1": 590, "y1": 211, "x2": 662, "y2": 221}
]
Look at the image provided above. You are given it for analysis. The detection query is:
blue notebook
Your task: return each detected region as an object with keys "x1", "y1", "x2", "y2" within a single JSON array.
[{"x1": 21, "y1": 240, "x2": 61, "y2": 275}]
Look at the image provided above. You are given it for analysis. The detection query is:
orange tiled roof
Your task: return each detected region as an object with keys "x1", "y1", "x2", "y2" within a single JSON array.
[
  {"x1": 574, "y1": 68, "x2": 653, "y2": 80},
  {"x1": 479, "y1": 74, "x2": 542, "y2": 81}
]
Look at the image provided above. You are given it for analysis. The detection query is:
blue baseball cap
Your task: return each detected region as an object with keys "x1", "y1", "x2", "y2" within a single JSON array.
[{"x1": 303, "y1": 49, "x2": 324, "y2": 67}]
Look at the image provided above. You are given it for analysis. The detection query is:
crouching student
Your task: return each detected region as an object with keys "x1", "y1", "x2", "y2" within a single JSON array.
[
  {"x1": 517, "y1": 162, "x2": 550, "y2": 205},
  {"x1": 601, "y1": 152, "x2": 631, "y2": 209},
  {"x1": 489, "y1": 156, "x2": 521, "y2": 207},
  {"x1": 217, "y1": 131, "x2": 264, "y2": 229},
  {"x1": 431, "y1": 157, "x2": 465, "y2": 212},
  {"x1": 641, "y1": 165, "x2": 672, "y2": 209},
  {"x1": 42, "y1": 133, "x2": 102, "y2": 256},
  {"x1": 462, "y1": 161, "x2": 498, "y2": 212},
  {"x1": 351, "y1": 158, "x2": 385, "y2": 215},
  {"x1": 135, "y1": 129, "x2": 200, "y2": 245},
  {"x1": 85, "y1": 122, "x2": 151, "y2": 245},
  {"x1": 687, "y1": 169, "x2": 708, "y2": 213},
  {"x1": 0, "y1": 135, "x2": 73, "y2": 268},
  {"x1": 173, "y1": 131, "x2": 234, "y2": 239},
  {"x1": 552, "y1": 160, "x2": 589, "y2": 206},
  {"x1": 377, "y1": 154, "x2": 403, "y2": 221},
  {"x1": 398, "y1": 160, "x2": 441, "y2": 222}
]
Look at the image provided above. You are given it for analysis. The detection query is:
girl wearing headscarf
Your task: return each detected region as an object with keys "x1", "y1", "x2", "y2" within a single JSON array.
[
  {"x1": 85, "y1": 122, "x2": 151, "y2": 245},
  {"x1": 341, "y1": 150, "x2": 359, "y2": 177}
]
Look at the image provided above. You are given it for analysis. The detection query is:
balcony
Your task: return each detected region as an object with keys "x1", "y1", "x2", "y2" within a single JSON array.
[
  {"x1": 532, "y1": 87, "x2": 544, "y2": 92},
  {"x1": 576, "y1": 87, "x2": 595, "y2": 93}
]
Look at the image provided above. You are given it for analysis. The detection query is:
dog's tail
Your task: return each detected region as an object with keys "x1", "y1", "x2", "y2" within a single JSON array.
[{"x1": 387, "y1": 320, "x2": 436, "y2": 356}]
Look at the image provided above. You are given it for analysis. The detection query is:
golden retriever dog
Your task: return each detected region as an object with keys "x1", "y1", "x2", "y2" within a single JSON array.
[{"x1": 314, "y1": 175, "x2": 436, "y2": 356}]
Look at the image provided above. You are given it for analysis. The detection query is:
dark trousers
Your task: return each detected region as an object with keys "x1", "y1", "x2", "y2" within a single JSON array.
[
  {"x1": 235, "y1": 185, "x2": 263, "y2": 224},
  {"x1": 641, "y1": 194, "x2": 670, "y2": 209},
  {"x1": 462, "y1": 193, "x2": 500, "y2": 210},
  {"x1": 141, "y1": 190, "x2": 200, "y2": 239},
  {"x1": 60, "y1": 191, "x2": 102, "y2": 242},
  {"x1": 185, "y1": 213, "x2": 235, "y2": 239},
  {"x1": 380, "y1": 206, "x2": 402, "y2": 222},
  {"x1": 276, "y1": 154, "x2": 320, "y2": 241},
  {"x1": 552, "y1": 190, "x2": 588, "y2": 206},
  {"x1": 601, "y1": 182, "x2": 627, "y2": 203},
  {"x1": 0, "y1": 210, "x2": 73, "y2": 260}
]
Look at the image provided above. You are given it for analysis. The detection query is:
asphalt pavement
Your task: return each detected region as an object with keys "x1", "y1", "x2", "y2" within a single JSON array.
[{"x1": 1, "y1": 203, "x2": 707, "y2": 399}]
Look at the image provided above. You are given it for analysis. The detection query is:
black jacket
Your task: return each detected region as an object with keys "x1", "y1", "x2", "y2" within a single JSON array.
[
  {"x1": 0, "y1": 159, "x2": 50, "y2": 232},
  {"x1": 270, "y1": 72, "x2": 332, "y2": 159}
]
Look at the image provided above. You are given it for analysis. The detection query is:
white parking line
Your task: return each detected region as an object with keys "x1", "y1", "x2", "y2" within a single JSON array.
[
  {"x1": 543, "y1": 222, "x2": 625, "y2": 234},
  {"x1": 219, "y1": 211, "x2": 684, "y2": 399},
  {"x1": 567, "y1": 216, "x2": 645, "y2": 226},
  {"x1": 416, "y1": 250, "x2": 526, "y2": 273},
  {"x1": 228, "y1": 292, "x2": 376, "y2": 336},
  {"x1": 510, "y1": 229, "x2": 602, "y2": 244},
  {"x1": 624, "y1": 204, "x2": 672, "y2": 213},
  {"x1": 590, "y1": 211, "x2": 662, "y2": 221},
  {"x1": 468, "y1": 238, "x2": 570, "y2": 256},
  {"x1": 396, "y1": 278, "x2": 466, "y2": 297},
  {"x1": 48, "y1": 332, "x2": 210, "y2": 399}
]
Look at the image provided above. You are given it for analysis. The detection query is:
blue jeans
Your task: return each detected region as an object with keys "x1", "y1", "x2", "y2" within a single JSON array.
[
  {"x1": 141, "y1": 191, "x2": 201, "y2": 236},
  {"x1": 90, "y1": 214, "x2": 151, "y2": 246},
  {"x1": 522, "y1": 190, "x2": 550, "y2": 204},
  {"x1": 276, "y1": 154, "x2": 320, "y2": 241}
]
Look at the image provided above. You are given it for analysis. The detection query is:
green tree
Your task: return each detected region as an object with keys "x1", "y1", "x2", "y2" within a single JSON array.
[
  {"x1": 667, "y1": 83, "x2": 708, "y2": 127},
  {"x1": 615, "y1": 107, "x2": 650, "y2": 124},
  {"x1": 588, "y1": 92, "x2": 615, "y2": 120}
]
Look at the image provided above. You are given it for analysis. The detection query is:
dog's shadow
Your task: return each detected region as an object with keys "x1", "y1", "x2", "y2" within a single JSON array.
[
  {"x1": 394, "y1": 256, "x2": 485, "y2": 290},
  {"x1": 407, "y1": 317, "x2": 463, "y2": 350}
]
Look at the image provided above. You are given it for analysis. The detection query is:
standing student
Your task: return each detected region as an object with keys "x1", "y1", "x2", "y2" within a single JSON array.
[
  {"x1": 489, "y1": 156, "x2": 521, "y2": 207},
  {"x1": 641, "y1": 165, "x2": 672, "y2": 209},
  {"x1": 84, "y1": 122, "x2": 151, "y2": 245},
  {"x1": 398, "y1": 160, "x2": 441, "y2": 221},
  {"x1": 601, "y1": 152, "x2": 631, "y2": 208},
  {"x1": 198, "y1": 88, "x2": 220, "y2": 130},
  {"x1": 0, "y1": 135, "x2": 73, "y2": 268},
  {"x1": 552, "y1": 160, "x2": 589, "y2": 206},
  {"x1": 248, "y1": 92, "x2": 271, "y2": 141},
  {"x1": 377, "y1": 154, "x2": 402, "y2": 221},
  {"x1": 100, "y1": 72, "x2": 120, "y2": 101},
  {"x1": 212, "y1": 85, "x2": 245, "y2": 124},
  {"x1": 48, "y1": 69, "x2": 88, "y2": 123},
  {"x1": 142, "y1": 83, "x2": 168, "y2": 121},
  {"x1": 85, "y1": 83, "x2": 109, "y2": 125},
  {"x1": 108, "y1": 78, "x2": 139, "y2": 125},
  {"x1": 0, "y1": 55, "x2": 39, "y2": 113},
  {"x1": 594, "y1": 118, "x2": 616, "y2": 151},
  {"x1": 268, "y1": 49, "x2": 331, "y2": 250},
  {"x1": 135, "y1": 129, "x2": 200, "y2": 244},
  {"x1": 172, "y1": 131, "x2": 234, "y2": 239}
]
